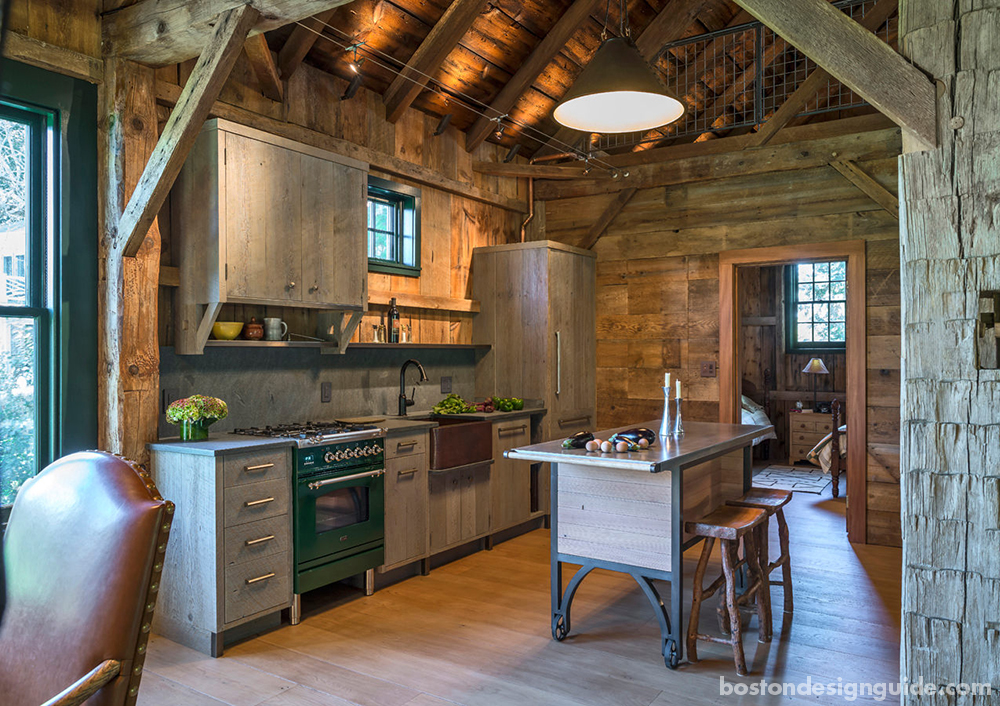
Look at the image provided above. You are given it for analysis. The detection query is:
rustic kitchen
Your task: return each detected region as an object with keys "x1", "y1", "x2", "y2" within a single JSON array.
[{"x1": 0, "y1": 0, "x2": 996, "y2": 705}]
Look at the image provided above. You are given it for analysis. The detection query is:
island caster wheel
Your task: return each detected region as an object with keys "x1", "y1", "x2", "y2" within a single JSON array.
[
  {"x1": 664, "y1": 640, "x2": 680, "y2": 670},
  {"x1": 552, "y1": 614, "x2": 569, "y2": 641}
]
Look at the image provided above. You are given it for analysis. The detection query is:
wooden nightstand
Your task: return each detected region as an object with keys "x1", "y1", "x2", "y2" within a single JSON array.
[{"x1": 788, "y1": 411, "x2": 835, "y2": 463}]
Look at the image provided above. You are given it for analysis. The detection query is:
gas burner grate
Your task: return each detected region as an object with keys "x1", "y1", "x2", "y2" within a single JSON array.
[{"x1": 232, "y1": 422, "x2": 379, "y2": 439}]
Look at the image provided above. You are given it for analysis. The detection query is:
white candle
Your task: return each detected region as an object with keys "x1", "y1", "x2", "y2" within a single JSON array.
[
  {"x1": 665, "y1": 372, "x2": 671, "y2": 389},
  {"x1": 676, "y1": 379, "x2": 682, "y2": 398}
]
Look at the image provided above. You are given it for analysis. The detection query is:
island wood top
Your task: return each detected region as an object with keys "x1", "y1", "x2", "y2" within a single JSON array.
[{"x1": 505, "y1": 420, "x2": 773, "y2": 473}]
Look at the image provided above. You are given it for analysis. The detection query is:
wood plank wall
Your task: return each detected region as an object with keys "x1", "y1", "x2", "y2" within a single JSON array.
[
  {"x1": 544, "y1": 129, "x2": 903, "y2": 546},
  {"x1": 154, "y1": 54, "x2": 524, "y2": 347},
  {"x1": 5, "y1": 0, "x2": 102, "y2": 59}
]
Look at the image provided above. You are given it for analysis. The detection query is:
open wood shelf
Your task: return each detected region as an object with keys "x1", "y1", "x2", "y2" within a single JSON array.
[{"x1": 202, "y1": 340, "x2": 489, "y2": 351}]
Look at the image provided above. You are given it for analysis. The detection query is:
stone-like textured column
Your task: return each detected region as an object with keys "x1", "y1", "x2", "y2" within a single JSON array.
[{"x1": 898, "y1": 1, "x2": 1000, "y2": 702}]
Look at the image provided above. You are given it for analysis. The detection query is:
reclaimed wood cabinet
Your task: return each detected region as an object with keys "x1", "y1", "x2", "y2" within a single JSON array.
[
  {"x1": 148, "y1": 444, "x2": 293, "y2": 657},
  {"x1": 428, "y1": 462, "x2": 492, "y2": 553},
  {"x1": 382, "y1": 430, "x2": 430, "y2": 570},
  {"x1": 490, "y1": 419, "x2": 532, "y2": 532},
  {"x1": 172, "y1": 119, "x2": 369, "y2": 354},
  {"x1": 473, "y1": 241, "x2": 597, "y2": 450}
]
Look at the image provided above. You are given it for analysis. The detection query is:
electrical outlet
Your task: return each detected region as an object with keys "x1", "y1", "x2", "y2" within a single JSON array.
[
  {"x1": 321, "y1": 382, "x2": 332, "y2": 403},
  {"x1": 700, "y1": 361, "x2": 717, "y2": 378},
  {"x1": 440, "y1": 376, "x2": 452, "y2": 394}
]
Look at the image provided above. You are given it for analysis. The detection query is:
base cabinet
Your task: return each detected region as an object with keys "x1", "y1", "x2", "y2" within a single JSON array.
[
  {"x1": 491, "y1": 420, "x2": 532, "y2": 532},
  {"x1": 382, "y1": 440, "x2": 430, "y2": 570},
  {"x1": 428, "y1": 463, "x2": 491, "y2": 553},
  {"x1": 150, "y1": 447, "x2": 293, "y2": 657}
]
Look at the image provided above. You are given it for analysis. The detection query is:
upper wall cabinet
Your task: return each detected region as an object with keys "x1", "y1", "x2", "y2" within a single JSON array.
[{"x1": 172, "y1": 119, "x2": 369, "y2": 354}]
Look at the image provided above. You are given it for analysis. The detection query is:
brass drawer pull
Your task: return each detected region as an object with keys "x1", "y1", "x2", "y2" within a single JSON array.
[
  {"x1": 558, "y1": 415, "x2": 590, "y2": 426},
  {"x1": 245, "y1": 572, "x2": 275, "y2": 585},
  {"x1": 396, "y1": 440, "x2": 418, "y2": 450},
  {"x1": 245, "y1": 534, "x2": 275, "y2": 546},
  {"x1": 498, "y1": 424, "x2": 527, "y2": 434},
  {"x1": 397, "y1": 468, "x2": 419, "y2": 477},
  {"x1": 244, "y1": 497, "x2": 275, "y2": 508},
  {"x1": 244, "y1": 463, "x2": 274, "y2": 472}
]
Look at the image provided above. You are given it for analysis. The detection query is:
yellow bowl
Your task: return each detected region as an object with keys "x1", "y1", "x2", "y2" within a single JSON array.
[{"x1": 212, "y1": 321, "x2": 244, "y2": 340}]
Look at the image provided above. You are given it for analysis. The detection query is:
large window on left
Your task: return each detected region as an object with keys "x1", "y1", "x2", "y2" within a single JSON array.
[{"x1": 0, "y1": 103, "x2": 52, "y2": 506}]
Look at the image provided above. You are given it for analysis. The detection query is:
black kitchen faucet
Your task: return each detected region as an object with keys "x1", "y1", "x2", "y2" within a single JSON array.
[{"x1": 399, "y1": 359, "x2": 429, "y2": 416}]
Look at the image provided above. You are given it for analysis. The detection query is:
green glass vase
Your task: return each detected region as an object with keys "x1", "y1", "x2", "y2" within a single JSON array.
[{"x1": 180, "y1": 419, "x2": 211, "y2": 441}]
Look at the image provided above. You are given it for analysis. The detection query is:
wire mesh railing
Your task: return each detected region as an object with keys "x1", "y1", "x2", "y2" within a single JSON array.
[{"x1": 593, "y1": 0, "x2": 897, "y2": 153}]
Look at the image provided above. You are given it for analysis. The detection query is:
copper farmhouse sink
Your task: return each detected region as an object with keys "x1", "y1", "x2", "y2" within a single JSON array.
[{"x1": 412, "y1": 417, "x2": 492, "y2": 470}]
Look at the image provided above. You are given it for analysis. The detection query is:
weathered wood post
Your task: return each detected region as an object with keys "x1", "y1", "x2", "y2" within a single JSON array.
[{"x1": 898, "y1": 0, "x2": 1000, "y2": 699}]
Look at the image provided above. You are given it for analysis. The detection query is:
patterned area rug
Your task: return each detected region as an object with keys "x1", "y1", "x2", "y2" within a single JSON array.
[{"x1": 753, "y1": 465, "x2": 832, "y2": 494}]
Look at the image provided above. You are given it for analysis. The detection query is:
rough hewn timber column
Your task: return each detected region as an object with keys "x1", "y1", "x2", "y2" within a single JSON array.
[
  {"x1": 899, "y1": 1, "x2": 1000, "y2": 700},
  {"x1": 97, "y1": 59, "x2": 161, "y2": 465}
]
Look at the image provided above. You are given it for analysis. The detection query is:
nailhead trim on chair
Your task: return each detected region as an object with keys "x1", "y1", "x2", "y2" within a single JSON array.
[{"x1": 88, "y1": 452, "x2": 173, "y2": 705}]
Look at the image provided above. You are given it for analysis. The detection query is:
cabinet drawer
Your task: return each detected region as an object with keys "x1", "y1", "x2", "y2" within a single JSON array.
[
  {"x1": 792, "y1": 432, "x2": 823, "y2": 446},
  {"x1": 383, "y1": 454, "x2": 429, "y2": 568},
  {"x1": 224, "y1": 557, "x2": 290, "y2": 624},
  {"x1": 224, "y1": 515, "x2": 291, "y2": 566},
  {"x1": 222, "y1": 450, "x2": 289, "y2": 488},
  {"x1": 495, "y1": 421, "x2": 530, "y2": 447},
  {"x1": 387, "y1": 433, "x2": 427, "y2": 459},
  {"x1": 791, "y1": 419, "x2": 817, "y2": 432},
  {"x1": 789, "y1": 443, "x2": 816, "y2": 460},
  {"x1": 224, "y1": 479, "x2": 289, "y2": 527}
]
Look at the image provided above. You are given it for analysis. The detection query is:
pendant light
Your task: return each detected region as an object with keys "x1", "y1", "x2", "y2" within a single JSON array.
[{"x1": 553, "y1": 0, "x2": 685, "y2": 134}]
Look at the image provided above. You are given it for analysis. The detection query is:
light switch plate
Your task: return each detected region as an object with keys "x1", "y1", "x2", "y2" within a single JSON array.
[
  {"x1": 321, "y1": 382, "x2": 332, "y2": 403},
  {"x1": 440, "y1": 376, "x2": 452, "y2": 394},
  {"x1": 700, "y1": 361, "x2": 717, "y2": 378}
]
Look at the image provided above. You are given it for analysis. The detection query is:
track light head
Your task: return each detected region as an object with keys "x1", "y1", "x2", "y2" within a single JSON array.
[
  {"x1": 341, "y1": 73, "x2": 363, "y2": 101},
  {"x1": 503, "y1": 144, "x2": 522, "y2": 163}
]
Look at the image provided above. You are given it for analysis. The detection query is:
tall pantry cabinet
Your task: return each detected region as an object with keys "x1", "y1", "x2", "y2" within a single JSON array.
[{"x1": 472, "y1": 241, "x2": 597, "y2": 509}]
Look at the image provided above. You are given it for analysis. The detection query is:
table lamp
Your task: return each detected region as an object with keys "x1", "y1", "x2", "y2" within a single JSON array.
[{"x1": 802, "y1": 357, "x2": 829, "y2": 412}]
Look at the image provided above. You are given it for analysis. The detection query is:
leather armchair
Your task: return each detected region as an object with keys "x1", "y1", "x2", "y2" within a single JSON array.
[{"x1": 0, "y1": 451, "x2": 174, "y2": 706}]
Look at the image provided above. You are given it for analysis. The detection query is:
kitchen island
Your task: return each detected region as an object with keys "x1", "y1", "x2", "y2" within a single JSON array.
[{"x1": 506, "y1": 420, "x2": 772, "y2": 669}]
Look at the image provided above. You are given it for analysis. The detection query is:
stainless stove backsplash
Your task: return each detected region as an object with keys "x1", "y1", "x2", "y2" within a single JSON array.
[{"x1": 158, "y1": 347, "x2": 478, "y2": 438}]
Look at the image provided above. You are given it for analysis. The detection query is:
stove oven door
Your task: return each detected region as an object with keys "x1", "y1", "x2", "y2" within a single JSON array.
[{"x1": 296, "y1": 465, "x2": 385, "y2": 565}]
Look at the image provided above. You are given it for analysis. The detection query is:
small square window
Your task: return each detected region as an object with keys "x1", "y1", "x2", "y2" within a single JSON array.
[
  {"x1": 367, "y1": 176, "x2": 420, "y2": 277},
  {"x1": 787, "y1": 261, "x2": 847, "y2": 352}
]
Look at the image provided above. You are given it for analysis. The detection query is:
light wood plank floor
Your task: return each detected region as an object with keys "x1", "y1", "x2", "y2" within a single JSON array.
[{"x1": 140, "y1": 491, "x2": 901, "y2": 706}]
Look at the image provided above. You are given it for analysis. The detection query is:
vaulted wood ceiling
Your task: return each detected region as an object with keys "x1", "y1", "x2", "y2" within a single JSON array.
[{"x1": 262, "y1": 0, "x2": 891, "y2": 157}]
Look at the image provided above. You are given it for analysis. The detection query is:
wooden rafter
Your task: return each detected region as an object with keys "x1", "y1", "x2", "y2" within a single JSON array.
[
  {"x1": 277, "y1": 9, "x2": 336, "y2": 80},
  {"x1": 732, "y1": 0, "x2": 935, "y2": 149},
  {"x1": 244, "y1": 33, "x2": 284, "y2": 101},
  {"x1": 830, "y1": 159, "x2": 899, "y2": 218},
  {"x1": 464, "y1": 0, "x2": 604, "y2": 153},
  {"x1": 472, "y1": 161, "x2": 611, "y2": 180},
  {"x1": 117, "y1": 5, "x2": 259, "y2": 257},
  {"x1": 580, "y1": 187, "x2": 636, "y2": 249},
  {"x1": 102, "y1": 0, "x2": 356, "y2": 66},
  {"x1": 744, "y1": 0, "x2": 898, "y2": 149},
  {"x1": 382, "y1": 0, "x2": 489, "y2": 124},
  {"x1": 536, "y1": 0, "x2": 714, "y2": 156}
]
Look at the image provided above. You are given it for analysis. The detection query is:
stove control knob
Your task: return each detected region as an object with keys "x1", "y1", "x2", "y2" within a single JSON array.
[
  {"x1": 365, "y1": 446, "x2": 375, "y2": 456},
  {"x1": 372, "y1": 443, "x2": 382, "y2": 455},
  {"x1": 334, "y1": 451, "x2": 346, "y2": 461},
  {"x1": 324, "y1": 451, "x2": 335, "y2": 463}
]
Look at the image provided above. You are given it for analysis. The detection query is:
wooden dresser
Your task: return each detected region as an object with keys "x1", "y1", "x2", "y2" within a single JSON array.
[{"x1": 788, "y1": 411, "x2": 835, "y2": 463}]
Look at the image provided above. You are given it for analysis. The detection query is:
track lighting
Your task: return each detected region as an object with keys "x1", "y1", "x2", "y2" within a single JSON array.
[
  {"x1": 347, "y1": 42, "x2": 366, "y2": 74},
  {"x1": 434, "y1": 113, "x2": 453, "y2": 136},
  {"x1": 341, "y1": 73, "x2": 363, "y2": 101},
  {"x1": 503, "y1": 144, "x2": 522, "y2": 163},
  {"x1": 493, "y1": 115, "x2": 507, "y2": 140}
]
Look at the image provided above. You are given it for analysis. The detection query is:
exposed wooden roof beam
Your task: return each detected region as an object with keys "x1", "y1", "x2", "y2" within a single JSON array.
[
  {"x1": 732, "y1": 0, "x2": 935, "y2": 149},
  {"x1": 830, "y1": 159, "x2": 899, "y2": 218},
  {"x1": 464, "y1": 0, "x2": 604, "y2": 153},
  {"x1": 102, "y1": 0, "x2": 355, "y2": 66},
  {"x1": 118, "y1": 5, "x2": 259, "y2": 257},
  {"x1": 277, "y1": 9, "x2": 336, "y2": 80},
  {"x1": 473, "y1": 161, "x2": 611, "y2": 180},
  {"x1": 580, "y1": 187, "x2": 636, "y2": 249},
  {"x1": 382, "y1": 0, "x2": 489, "y2": 124},
  {"x1": 744, "y1": 0, "x2": 898, "y2": 149},
  {"x1": 244, "y1": 33, "x2": 284, "y2": 101},
  {"x1": 537, "y1": 0, "x2": 716, "y2": 156}
]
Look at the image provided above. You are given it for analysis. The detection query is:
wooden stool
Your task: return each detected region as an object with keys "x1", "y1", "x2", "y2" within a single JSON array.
[
  {"x1": 727, "y1": 488, "x2": 794, "y2": 613},
  {"x1": 686, "y1": 506, "x2": 771, "y2": 676}
]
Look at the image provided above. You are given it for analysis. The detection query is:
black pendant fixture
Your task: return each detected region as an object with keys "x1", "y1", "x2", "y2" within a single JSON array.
[{"x1": 554, "y1": 1, "x2": 685, "y2": 134}]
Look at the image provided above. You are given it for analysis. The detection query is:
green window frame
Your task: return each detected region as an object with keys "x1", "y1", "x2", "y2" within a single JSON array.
[
  {"x1": 367, "y1": 175, "x2": 420, "y2": 277},
  {"x1": 0, "y1": 101, "x2": 55, "y2": 507},
  {"x1": 786, "y1": 260, "x2": 847, "y2": 352}
]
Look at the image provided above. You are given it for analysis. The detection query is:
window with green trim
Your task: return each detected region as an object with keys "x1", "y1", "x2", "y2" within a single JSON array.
[
  {"x1": 367, "y1": 176, "x2": 420, "y2": 277},
  {"x1": 0, "y1": 102, "x2": 54, "y2": 506},
  {"x1": 786, "y1": 261, "x2": 847, "y2": 352}
]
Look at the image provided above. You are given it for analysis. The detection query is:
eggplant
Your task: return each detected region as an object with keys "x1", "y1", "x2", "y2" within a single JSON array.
[
  {"x1": 561, "y1": 431, "x2": 595, "y2": 449},
  {"x1": 610, "y1": 428, "x2": 656, "y2": 445}
]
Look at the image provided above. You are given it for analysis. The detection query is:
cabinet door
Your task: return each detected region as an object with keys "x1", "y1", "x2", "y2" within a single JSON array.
[
  {"x1": 491, "y1": 421, "x2": 531, "y2": 531},
  {"x1": 301, "y1": 158, "x2": 367, "y2": 307},
  {"x1": 225, "y1": 132, "x2": 302, "y2": 302},
  {"x1": 428, "y1": 470, "x2": 463, "y2": 553},
  {"x1": 463, "y1": 463, "x2": 492, "y2": 539},
  {"x1": 549, "y1": 250, "x2": 596, "y2": 427},
  {"x1": 383, "y1": 454, "x2": 429, "y2": 568}
]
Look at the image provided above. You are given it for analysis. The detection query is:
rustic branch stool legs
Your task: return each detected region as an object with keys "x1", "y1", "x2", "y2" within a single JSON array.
[
  {"x1": 774, "y1": 507, "x2": 793, "y2": 613},
  {"x1": 727, "y1": 488, "x2": 795, "y2": 615},
  {"x1": 686, "y1": 506, "x2": 770, "y2": 676}
]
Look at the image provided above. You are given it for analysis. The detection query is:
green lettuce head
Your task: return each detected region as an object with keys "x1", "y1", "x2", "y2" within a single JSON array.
[{"x1": 166, "y1": 395, "x2": 229, "y2": 425}]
